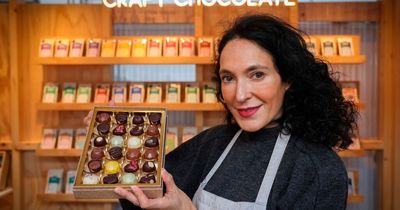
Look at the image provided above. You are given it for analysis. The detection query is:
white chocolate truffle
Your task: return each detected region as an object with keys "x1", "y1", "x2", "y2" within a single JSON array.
[
  {"x1": 127, "y1": 136, "x2": 141, "y2": 148},
  {"x1": 110, "y1": 136, "x2": 124, "y2": 147},
  {"x1": 121, "y1": 173, "x2": 138, "y2": 184},
  {"x1": 82, "y1": 174, "x2": 100, "y2": 184}
]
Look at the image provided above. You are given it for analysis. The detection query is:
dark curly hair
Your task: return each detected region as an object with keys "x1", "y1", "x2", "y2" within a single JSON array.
[{"x1": 214, "y1": 14, "x2": 358, "y2": 149}]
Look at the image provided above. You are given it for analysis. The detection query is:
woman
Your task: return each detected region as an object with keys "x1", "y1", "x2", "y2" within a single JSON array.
[{"x1": 87, "y1": 14, "x2": 358, "y2": 210}]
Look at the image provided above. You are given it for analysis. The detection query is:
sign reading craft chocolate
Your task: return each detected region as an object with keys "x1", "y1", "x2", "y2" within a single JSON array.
[
  {"x1": 73, "y1": 106, "x2": 167, "y2": 199},
  {"x1": 103, "y1": 0, "x2": 296, "y2": 8}
]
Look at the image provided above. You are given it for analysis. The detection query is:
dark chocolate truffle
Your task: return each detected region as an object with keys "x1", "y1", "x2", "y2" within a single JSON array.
[
  {"x1": 103, "y1": 174, "x2": 119, "y2": 184},
  {"x1": 130, "y1": 125, "x2": 144, "y2": 136},
  {"x1": 88, "y1": 160, "x2": 102, "y2": 173},
  {"x1": 146, "y1": 124, "x2": 159, "y2": 136},
  {"x1": 144, "y1": 137, "x2": 159, "y2": 148},
  {"x1": 132, "y1": 114, "x2": 144, "y2": 125},
  {"x1": 96, "y1": 112, "x2": 111, "y2": 123},
  {"x1": 113, "y1": 124, "x2": 126, "y2": 136},
  {"x1": 148, "y1": 113, "x2": 161, "y2": 125},
  {"x1": 143, "y1": 149, "x2": 158, "y2": 160},
  {"x1": 124, "y1": 160, "x2": 139, "y2": 173},
  {"x1": 109, "y1": 147, "x2": 123, "y2": 160},
  {"x1": 91, "y1": 147, "x2": 104, "y2": 160},
  {"x1": 97, "y1": 123, "x2": 110, "y2": 136},
  {"x1": 115, "y1": 112, "x2": 129, "y2": 124},
  {"x1": 126, "y1": 148, "x2": 141, "y2": 160},
  {"x1": 142, "y1": 161, "x2": 156, "y2": 173},
  {"x1": 93, "y1": 136, "x2": 107, "y2": 147},
  {"x1": 139, "y1": 173, "x2": 156, "y2": 184}
]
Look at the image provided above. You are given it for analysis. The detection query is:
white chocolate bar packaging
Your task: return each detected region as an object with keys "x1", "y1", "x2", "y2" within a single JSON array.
[
  {"x1": 116, "y1": 40, "x2": 132, "y2": 57},
  {"x1": 129, "y1": 83, "x2": 145, "y2": 103},
  {"x1": 101, "y1": 39, "x2": 117, "y2": 57},
  {"x1": 69, "y1": 39, "x2": 85, "y2": 57},
  {"x1": 179, "y1": 37, "x2": 195, "y2": 56},
  {"x1": 42, "y1": 83, "x2": 59, "y2": 103},
  {"x1": 54, "y1": 39, "x2": 70, "y2": 57},
  {"x1": 41, "y1": 128, "x2": 58, "y2": 149},
  {"x1": 132, "y1": 38, "x2": 147, "y2": 57},
  {"x1": 61, "y1": 82, "x2": 77, "y2": 103},
  {"x1": 46, "y1": 169, "x2": 64, "y2": 194},
  {"x1": 86, "y1": 39, "x2": 102, "y2": 57},
  {"x1": 57, "y1": 128, "x2": 74, "y2": 149},
  {"x1": 147, "y1": 38, "x2": 162, "y2": 57},
  {"x1": 337, "y1": 37, "x2": 354, "y2": 56},
  {"x1": 166, "y1": 83, "x2": 181, "y2": 103},
  {"x1": 39, "y1": 39, "x2": 55, "y2": 57}
]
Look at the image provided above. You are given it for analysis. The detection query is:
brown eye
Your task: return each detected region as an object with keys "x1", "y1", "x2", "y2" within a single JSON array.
[
  {"x1": 252, "y1": 71, "x2": 265, "y2": 80},
  {"x1": 221, "y1": 75, "x2": 234, "y2": 83}
]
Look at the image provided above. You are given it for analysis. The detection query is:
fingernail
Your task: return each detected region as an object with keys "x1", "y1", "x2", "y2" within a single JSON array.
[{"x1": 114, "y1": 188, "x2": 121, "y2": 194}]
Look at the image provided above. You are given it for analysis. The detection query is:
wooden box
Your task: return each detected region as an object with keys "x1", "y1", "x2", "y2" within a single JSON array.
[
  {"x1": 0, "y1": 151, "x2": 10, "y2": 190},
  {"x1": 73, "y1": 107, "x2": 167, "y2": 199}
]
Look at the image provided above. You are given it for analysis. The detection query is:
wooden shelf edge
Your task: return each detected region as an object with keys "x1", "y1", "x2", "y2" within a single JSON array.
[
  {"x1": 0, "y1": 188, "x2": 13, "y2": 198},
  {"x1": 37, "y1": 193, "x2": 118, "y2": 203},
  {"x1": 361, "y1": 139, "x2": 384, "y2": 150},
  {"x1": 36, "y1": 149, "x2": 82, "y2": 157},
  {"x1": 338, "y1": 149, "x2": 365, "y2": 158},
  {"x1": 36, "y1": 56, "x2": 214, "y2": 65},
  {"x1": 318, "y1": 55, "x2": 366, "y2": 64},
  {"x1": 348, "y1": 194, "x2": 364, "y2": 203},
  {"x1": 37, "y1": 102, "x2": 225, "y2": 111},
  {"x1": 16, "y1": 142, "x2": 40, "y2": 151},
  {"x1": 0, "y1": 141, "x2": 12, "y2": 150}
]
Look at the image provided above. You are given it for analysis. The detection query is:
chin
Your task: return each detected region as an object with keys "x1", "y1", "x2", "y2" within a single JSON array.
[{"x1": 236, "y1": 120, "x2": 264, "y2": 132}]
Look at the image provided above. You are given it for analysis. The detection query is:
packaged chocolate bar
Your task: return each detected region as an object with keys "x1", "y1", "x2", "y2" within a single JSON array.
[
  {"x1": 305, "y1": 36, "x2": 319, "y2": 56},
  {"x1": 0, "y1": 151, "x2": 10, "y2": 190},
  {"x1": 69, "y1": 39, "x2": 85, "y2": 57},
  {"x1": 129, "y1": 83, "x2": 145, "y2": 103},
  {"x1": 75, "y1": 128, "x2": 87, "y2": 149},
  {"x1": 42, "y1": 83, "x2": 59, "y2": 103},
  {"x1": 165, "y1": 127, "x2": 178, "y2": 154},
  {"x1": 41, "y1": 128, "x2": 58, "y2": 149},
  {"x1": 147, "y1": 84, "x2": 162, "y2": 103},
  {"x1": 166, "y1": 83, "x2": 180, "y2": 103},
  {"x1": 185, "y1": 83, "x2": 200, "y2": 103},
  {"x1": 101, "y1": 39, "x2": 117, "y2": 57},
  {"x1": 320, "y1": 37, "x2": 337, "y2": 56},
  {"x1": 202, "y1": 83, "x2": 217, "y2": 103},
  {"x1": 112, "y1": 83, "x2": 127, "y2": 103},
  {"x1": 116, "y1": 40, "x2": 132, "y2": 57},
  {"x1": 57, "y1": 128, "x2": 74, "y2": 149},
  {"x1": 39, "y1": 39, "x2": 55, "y2": 57},
  {"x1": 65, "y1": 170, "x2": 76, "y2": 194},
  {"x1": 197, "y1": 37, "x2": 214, "y2": 57},
  {"x1": 337, "y1": 37, "x2": 354, "y2": 56},
  {"x1": 86, "y1": 39, "x2": 101, "y2": 57},
  {"x1": 54, "y1": 39, "x2": 70, "y2": 57},
  {"x1": 132, "y1": 38, "x2": 147, "y2": 57},
  {"x1": 179, "y1": 37, "x2": 195, "y2": 57},
  {"x1": 73, "y1": 107, "x2": 167, "y2": 199},
  {"x1": 76, "y1": 84, "x2": 92, "y2": 103},
  {"x1": 94, "y1": 84, "x2": 110, "y2": 103},
  {"x1": 61, "y1": 82, "x2": 77, "y2": 103},
  {"x1": 163, "y1": 37, "x2": 178, "y2": 57},
  {"x1": 46, "y1": 169, "x2": 64, "y2": 194},
  {"x1": 147, "y1": 38, "x2": 162, "y2": 57}
]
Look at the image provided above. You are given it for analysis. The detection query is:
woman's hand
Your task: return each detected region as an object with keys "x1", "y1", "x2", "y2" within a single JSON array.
[
  {"x1": 83, "y1": 100, "x2": 115, "y2": 130},
  {"x1": 114, "y1": 168, "x2": 196, "y2": 210}
]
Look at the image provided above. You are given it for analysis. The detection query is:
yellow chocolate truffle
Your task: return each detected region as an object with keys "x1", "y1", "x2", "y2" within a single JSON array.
[{"x1": 104, "y1": 161, "x2": 120, "y2": 174}]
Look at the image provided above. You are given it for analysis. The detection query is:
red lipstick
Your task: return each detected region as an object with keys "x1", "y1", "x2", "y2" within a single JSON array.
[{"x1": 237, "y1": 106, "x2": 261, "y2": 118}]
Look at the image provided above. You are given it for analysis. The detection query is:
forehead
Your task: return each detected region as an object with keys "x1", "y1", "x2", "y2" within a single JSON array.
[{"x1": 219, "y1": 38, "x2": 275, "y2": 72}]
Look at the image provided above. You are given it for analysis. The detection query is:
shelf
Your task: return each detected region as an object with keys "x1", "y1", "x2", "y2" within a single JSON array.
[
  {"x1": 337, "y1": 149, "x2": 365, "y2": 158},
  {"x1": 16, "y1": 142, "x2": 40, "y2": 151},
  {"x1": 317, "y1": 55, "x2": 366, "y2": 64},
  {"x1": 37, "y1": 102, "x2": 225, "y2": 111},
  {"x1": 36, "y1": 56, "x2": 214, "y2": 65},
  {"x1": 348, "y1": 194, "x2": 364, "y2": 203},
  {"x1": 0, "y1": 187, "x2": 13, "y2": 198},
  {"x1": 361, "y1": 139, "x2": 384, "y2": 150},
  {"x1": 356, "y1": 102, "x2": 365, "y2": 110},
  {"x1": 0, "y1": 141, "x2": 12, "y2": 150},
  {"x1": 36, "y1": 149, "x2": 82, "y2": 157},
  {"x1": 37, "y1": 193, "x2": 118, "y2": 203}
]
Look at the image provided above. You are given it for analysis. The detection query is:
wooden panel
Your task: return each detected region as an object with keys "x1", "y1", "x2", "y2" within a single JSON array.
[
  {"x1": 202, "y1": 5, "x2": 295, "y2": 36},
  {"x1": 299, "y1": 2, "x2": 380, "y2": 22},
  {"x1": 0, "y1": 5, "x2": 9, "y2": 79},
  {"x1": 0, "y1": 5, "x2": 10, "y2": 143},
  {"x1": 113, "y1": 5, "x2": 194, "y2": 24}
]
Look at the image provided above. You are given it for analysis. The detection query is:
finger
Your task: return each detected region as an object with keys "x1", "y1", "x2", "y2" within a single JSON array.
[
  {"x1": 114, "y1": 187, "x2": 139, "y2": 206},
  {"x1": 83, "y1": 109, "x2": 93, "y2": 125},
  {"x1": 130, "y1": 186, "x2": 154, "y2": 208},
  {"x1": 109, "y1": 100, "x2": 115, "y2": 106},
  {"x1": 162, "y1": 168, "x2": 177, "y2": 193}
]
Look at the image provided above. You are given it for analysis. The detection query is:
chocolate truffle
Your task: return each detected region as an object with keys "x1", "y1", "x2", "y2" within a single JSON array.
[
  {"x1": 96, "y1": 112, "x2": 111, "y2": 123},
  {"x1": 121, "y1": 173, "x2": 137, "y2": 184},
  {"x1": 145, "y1": 137, "x2": 159, "y2": 148},
  {"x1": 97, "y1": 123, "x2": 110, "y2": 136},
  {"x1": 110, "y1": 136, "x2": 124, "y2": 147},
  {"x1": 113, "y1": 124, "x2": 126, "y2": 136},
  {"x1": 90, "y1": 147, "x2": 104, "y2": 160},
  {"x1": 126, "y1": 148, "x2": 141, "y2": 160},
  {"x1": 115, "y1": 112, "x2": 129, "y2": 124},
  {"x1": 104, "y1": 161, "x2": 120, "y2": 174},
  {"x1": 82, "y1": 174, "x2": 100, "y2": 184},
  {"x1": 139, "y1": 173, "x2": 156, "y2": 184},
  {"x1": 130, "y1": 125, "x2": 144, "y2": 136},
  {"x1": 93, "y1": 136, "x2": 107, "y2": 147},
  {"x1": 103, "y1": 174, "x2": 119, "y2": 184},
  {"x1": 142, "y1": 161, "x2": 156, "y2": 173},
  {"x1": 88, "y1": 160, "x2": 102, "y2": 173},
  {"x1": 124, "y1": 160, "x2": 139, "y2": 173},
  {"x1": 127, "y1": 136, "x2": 142, "y2": 149},
  {"x1": 148, "y1": 113, "x2": 161, "y2": 125},
  {"x1": 109, "y1": 147, "x2": 123, "y2": 160},
  {"x1": 132, "y1": 114, "x2": 144, "y2": 125},
  {"x1": 143, "y1": 149, "x2": 158, "y2": 160},
  {"x1": 146, "y1": 124, "x2": 159, "y2": 136}
]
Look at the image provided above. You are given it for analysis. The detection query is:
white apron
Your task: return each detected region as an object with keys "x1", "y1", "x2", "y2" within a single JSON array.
[{"x1": 192, "y1": 129, "x2": 290, "y2": 210}]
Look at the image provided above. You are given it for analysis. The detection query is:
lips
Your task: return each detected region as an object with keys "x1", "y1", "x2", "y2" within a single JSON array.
[{"x1": 237, "y1": 105, "x2": 261, "y2": 118}]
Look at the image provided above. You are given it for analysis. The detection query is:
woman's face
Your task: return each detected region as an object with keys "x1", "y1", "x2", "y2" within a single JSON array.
[{"x1": 219, "y1": 38, "x2": 289, "y2": 132}]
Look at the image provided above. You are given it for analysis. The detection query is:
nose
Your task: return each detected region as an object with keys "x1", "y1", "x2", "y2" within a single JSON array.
[{"x1": 235, "y1": 79, "x2": 251, "y2": 103}]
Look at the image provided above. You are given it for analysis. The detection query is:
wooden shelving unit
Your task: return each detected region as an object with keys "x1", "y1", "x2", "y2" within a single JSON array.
[
  {"x1": 318, "y1": 55, "x2": 366, "y2": 64},
  {"x1": 338, "y1": 149, "x2": 365, "y2": 158},
  {"x1": 348, "y1": 194, "x2": 364, "y2": 203},
  {"x1": 15, "y1": 142, "x2": 40, "y2": 151},
  {"x1": 37, "y1": 102, "x2": 224, "y2": 111},
  {"x1": 36, "y1": 149, "x2": 82, "y2": 157},
  {"x1": 37, "y1": 193, "x2": 118, "y2": 203},
  {"x1": 0, "y1": 141, "x2": 12, "y2": 150},
  {"x1": 0, "y1": 187, "x2": 13, "y2": 198}
]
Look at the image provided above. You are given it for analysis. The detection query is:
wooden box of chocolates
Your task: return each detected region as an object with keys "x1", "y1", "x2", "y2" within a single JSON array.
[{"x1": 73, "y1": 107, "x2": 166, "y2": 199}]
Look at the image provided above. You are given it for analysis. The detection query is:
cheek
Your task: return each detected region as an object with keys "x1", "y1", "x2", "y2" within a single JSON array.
[{"x1": 221, "y1": 84, "x2": 235, "y2": 101}]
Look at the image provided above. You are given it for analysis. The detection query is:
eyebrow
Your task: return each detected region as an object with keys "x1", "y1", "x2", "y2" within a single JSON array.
[{"x1": 219, "y1": 65, "x2": 271, "y2": 74}]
